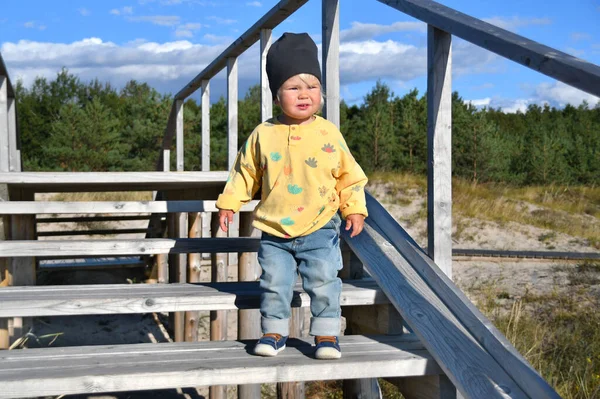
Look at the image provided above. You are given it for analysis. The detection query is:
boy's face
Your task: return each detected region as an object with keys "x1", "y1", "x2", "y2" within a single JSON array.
[{"x1": 276, "y1": 74, "x2": 321, "y2": 125}]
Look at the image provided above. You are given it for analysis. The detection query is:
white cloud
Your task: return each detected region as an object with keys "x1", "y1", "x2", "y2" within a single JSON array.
[
  {"x1": 470, "y1": 81, "x2": 599, "y2": 113},
  {"x1": 564, "y1": 47, "x2": 585, "y2": 57},
  {"x1": 483, "y1": 16, "x2": 552, "y2": 31},
  {"x1": 111, "y1": 7, "x2": 134, "y2": 16},
  {"x1": 246, "y1": 1, "x2": 262, "y2": 6},
  {"x1": 127, "y1": 15, "x2": 181, "y2": 26},
  {"x1": 24, "y1": 21, "x2": 47, "y2": 30},
  {"x1": 175, "y1": 23, "x2": 202, "y2": 38},
  {"x1": 534, "y1": 81, "x2": 599, "y2": 107},
  {"x1": 207, "y1": 16, "x2": 236, "y2": 25},
  {"x1": 467, "y1": 98, "x2": 491, "y2": 107},
  {"x1": 79, "y1": 8, "x2": 91, "y2": 16},
  {"x1": 340, "y1": 21, "x2": 425, "y2": 42},
  {"x1": 570, "y1": 32, "x2": 591, "y2": 42}
]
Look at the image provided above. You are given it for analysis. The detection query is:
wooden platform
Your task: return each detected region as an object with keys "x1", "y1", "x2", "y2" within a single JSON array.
[
  {"x1": 0, "y1": 171, "x2": 229, "y2": 192},
  {"x1": 0, "y1": 280, "x2": 388, "y2": 317},
  {"x1": 0, "y1": 335, "x2": 442, "y2": 399}
]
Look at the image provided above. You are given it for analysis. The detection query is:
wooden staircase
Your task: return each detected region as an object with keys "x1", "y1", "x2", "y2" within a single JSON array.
[{"x1": 2, "y1": 0, "x2": 599, "y2": 397}]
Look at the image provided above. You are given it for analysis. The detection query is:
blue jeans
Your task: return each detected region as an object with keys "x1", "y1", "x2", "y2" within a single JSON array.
[{"x1": 258, "y1": 213, "x2": 343, "y2": 336}]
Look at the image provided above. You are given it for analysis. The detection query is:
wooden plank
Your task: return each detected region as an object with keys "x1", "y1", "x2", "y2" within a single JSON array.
[
  {"x1": 7, "y1": 97, "x2": 19, "y2": 172},
  {"x1": 175, "y1": 0, "x2": 309, "y2": 100},
  {"x1": 0, "y1": 76, "x2": 8, "y2": 173},
  {"x1": 0, "y1": 279, "x2": 389, "y2": 318},
  {"x1": 37, "y1": 228, "x2": 153, "y2": 237},
  {"x1": 0, "y1": 56, "x2": 15, "y2": 97},
  {"x1": 176, "y1": 100, "x2": 184, "y2": 171},
  {"x1": 0, "y1": 335, "x2": 441, "y2": 399},
  {"x1": 261, "y1": 28, "x2": 273, "y2": 121},
  {"x1": 364, "y1": 191, "x2": 559, "y2": 399},
  {"x1": 343, "y1": 222, "x2": 528, "y2": 398},
  {"x1": 201, "y1": 79, "x2": 210, "y2": 171},
  {"x1": 227, "y1": 56, "x2": 238, "y2": 170},
  {"x1": 37, "y1": 215, "x2": 152, "y2": 223},
  {"x1": 0, "y1": 171, "x2": 230, "y2": 192},
  {"x1": 0, "y1": 200, "x2": 259, "y2": 215},
  {"x1": 322, "y1": 0, "x2": 340, "y2": 128},
  {"x1": 427, "y1": 26, "x2": 452, "y2": 278},
  {"x1": 39, "y1": 257, "x2": 145, "y2": 271},
  {"x1": 0, "y1": 237, "x2": 261, "y2": 257},
  {"x1": 377, "y1": 0, "x2": 600, "y2": 98}
]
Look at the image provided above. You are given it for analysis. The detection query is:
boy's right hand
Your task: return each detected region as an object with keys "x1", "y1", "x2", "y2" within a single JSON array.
[{"x1": 218, "y1": 209, "x2": 234, "y2": 232}]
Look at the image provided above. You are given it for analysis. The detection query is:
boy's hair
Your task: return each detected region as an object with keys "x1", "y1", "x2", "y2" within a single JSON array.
[{"x1": 276, "y1": 73, "x2": 325, "y2": 112}]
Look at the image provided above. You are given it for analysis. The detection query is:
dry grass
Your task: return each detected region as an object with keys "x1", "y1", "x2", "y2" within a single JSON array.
[
  {"x1": 473, "y1": 262, "x2": 600, "y2": 399},
  {"x1": 49, "y1": 191, "x2": 153, "y2": 202},
  {"x1": 368, "y1": 173, "x2": 600, "y2": 248}
]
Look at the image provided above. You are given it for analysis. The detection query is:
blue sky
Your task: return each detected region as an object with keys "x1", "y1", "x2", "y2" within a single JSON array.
[{"x1": 1, "y1": 0, "x2": 599, "y2": 112}]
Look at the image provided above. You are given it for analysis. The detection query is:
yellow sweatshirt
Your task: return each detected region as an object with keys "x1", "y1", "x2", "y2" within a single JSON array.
[{"x1": 216, "y1": 115, "x2": 368, "y2": 238}]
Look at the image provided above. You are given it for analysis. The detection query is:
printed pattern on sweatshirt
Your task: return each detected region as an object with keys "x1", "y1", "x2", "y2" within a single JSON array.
[{"x1": 216, "y1": 115, "x2": 368, "y2": 238}]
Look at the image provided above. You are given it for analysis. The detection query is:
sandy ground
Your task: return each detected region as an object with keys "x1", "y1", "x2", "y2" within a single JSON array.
[{"x1": 10, "y1": 191, "x2": 599, "y2": 399}]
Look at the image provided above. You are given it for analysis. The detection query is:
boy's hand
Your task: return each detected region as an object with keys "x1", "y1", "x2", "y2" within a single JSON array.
[
  {"x1": 345, "y1": 214, "x2": 365, "y2": 238},
  {"x1": 218, "y1": 209, "x2": 234, "y2": 232}
]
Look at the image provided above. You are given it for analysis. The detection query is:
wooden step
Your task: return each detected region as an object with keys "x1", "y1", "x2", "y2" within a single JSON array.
[
  {"x1": 0, "y1": 237, "x2": 260, "y2": 257},
  {"x1": 0, "y1": 334, "x2": 442, "y2": 399},
  {"x1": 0, "y1": 280, "x2": 389, "y2": 318},
  {"x1": 0, "y1": 200, "x2": 259, "y2": 214},
  {"x1": 0, "y1": 171, "x2": 229, "y2": 192},
  {"x1": 38, "y1": 257, "x2": 146, "y2": 271}
]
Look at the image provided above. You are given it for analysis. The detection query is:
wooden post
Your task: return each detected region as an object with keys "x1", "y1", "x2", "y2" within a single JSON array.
[
  {"x1": 238, "y1": 212, "x2": 262, "y2": 399},
  {"x1": 341, "y1": 241, "x2": 390, "y2": 399},
  {"x1": 185, "y1": 212, "x2": 202, "y2": 342},
  {"x1": 176, "y1": 99, "x2": 184, "y2": 172},
  {"x1": 167, "y1": 191, "x2": 187, "y2": 343},
  {"x1": 201, "y1": 79, "x2": 210, "y2": 172},
  {"x1": 427, "y1": 26, "x2": 452, "y2": 279},
  {"x1": 227, "y1": 57, "x2": 238, "y2": 170},
  {"x1": 322, "y1": 0, "x2": 340, "y2": 128},
  {"x1": 210, "y1": 212, "x2": 228, "y2": 399},
  {"x1": 277, "y1": 302, "x2": 305, "y2": 399},
  {"x1": 7, "y1": 188, "x2": 36, "y2": 346},
  {"x1": 7, "y1": 97, "x2": 20, "y2": 172},
  {"x1": 261, "y1": 29, "x2": 273, "y2": 121},
  {"x1": 0, "y1": 75, "x2": 8, "y2": 349}
]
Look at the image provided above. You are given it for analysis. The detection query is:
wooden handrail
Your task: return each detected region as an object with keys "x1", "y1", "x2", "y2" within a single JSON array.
[
  {"x1": 0, "y1": 54, "x2": 15, "y2": 98},
  {"x1": 379, "y1": 0, "x2": 600, "y2": 97},
  {"x1": 174, "y1": 0, "x2": 309, "y2": 101}
]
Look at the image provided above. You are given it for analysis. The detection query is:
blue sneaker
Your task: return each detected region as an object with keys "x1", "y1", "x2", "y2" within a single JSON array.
[
  {"x1": 314, "y1": 336, "x2": 341, "y2": 359},
  {"x1": 254, "y1": 333, "x2": 288, "y2": 357}
]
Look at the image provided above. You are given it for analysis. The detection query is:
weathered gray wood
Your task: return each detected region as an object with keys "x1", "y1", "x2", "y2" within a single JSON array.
[
  {"x1": 157, "y1": 253, "x2": 169, "y2": 284},
  {"x1": 227, "y1": 57, "x2": 238, "y2": 170},
  {"x1": 322, "y1": 0, "x2": 340, "y2": 128},
  {"x1": 176, "y1": 99, "x2": 184, "y2": 171},
  {"x1": 0, "y1": 57, "x2": 14, "y2": 97},
  {"x1": 364, "y1": 191, "x2": 559, "y2": 399},
  {"x1": 37, "y1": 215, "x2": 151, "y2": 223},
  {"x1": 238, "y1": 212, "x2": 262, "y2": 399},
  {"x1": 0, "y1": 200, "x2": 259, "y2": 215},
  {"x1": 39, "y1": 257, "x2": 145, "y2": 271},
  {"x1": 261, "y1": 28, "x2": 273, "y2": 121},
  {"x1": 343, "y1": 380, "x2": 382, "y2": 399},
  {"x1": 378, "y1": 0, "x2": 600, "y2": 98},
  {"x1": 0, "y1": 76, "x2": 8, "y2": 173},
  {"x1": 37, "y1": 228, "x2": 153, "y2": 237},
  {"x1": 201, "y1": 79, "x2": 211, "y2": 171},
  {"x1": 0, "y1": 279, "x2": 389, "y2": 318},
  {"x1": 7, "y1": 97, "x2": 19, "y2": 172},
  {"x1": 0, "y1": 237, "x2": 261, "y2": 257},
  {"x1": 427, "y1": 26, "x2": 452, "y2": 278},
  {"x1": 0, "y1": 335, "x2": 441, "y2": 399},
  {"x1": 343, "y1": 222, "x2": 528, "y2": 398},
  {"x1": 0, "y1": 171, "x2": 230, "y2": 192},
  {"x1": 175, "y1": 0, "x2": 309, "y2": 100},
  {"x1": 163, "y1": 149, "x2": 170, "y2": 171}
]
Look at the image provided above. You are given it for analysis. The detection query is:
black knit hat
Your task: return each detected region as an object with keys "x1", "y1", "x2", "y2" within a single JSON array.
[{"x1": 266, "y1": 32, "x2": 321, "y2": 98}]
